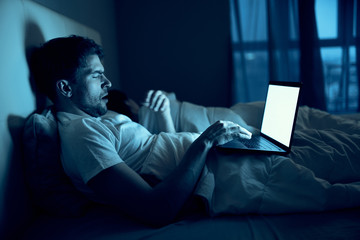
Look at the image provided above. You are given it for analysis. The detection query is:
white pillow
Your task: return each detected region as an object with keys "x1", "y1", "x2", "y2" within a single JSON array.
[{"x1": 23, "y1": 107, "x2": 93, "y2": 216}]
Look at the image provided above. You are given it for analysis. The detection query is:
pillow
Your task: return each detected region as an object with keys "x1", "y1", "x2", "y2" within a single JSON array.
[{"x1": 23, "y1": 107, "x2": 93, "y2": 217}]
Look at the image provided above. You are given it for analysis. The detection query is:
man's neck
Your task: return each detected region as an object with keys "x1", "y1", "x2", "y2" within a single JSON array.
[{"x1": 54, "y1": 101, "x2": 91, "y2": 117}]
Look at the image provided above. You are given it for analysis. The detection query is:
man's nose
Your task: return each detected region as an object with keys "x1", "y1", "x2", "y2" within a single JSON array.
[{"x1": 102, "y1": 75, "x2": 112, "y2": 88}]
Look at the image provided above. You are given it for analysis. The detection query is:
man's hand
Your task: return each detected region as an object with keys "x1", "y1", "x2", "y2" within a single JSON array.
[
  {"x1": 198, "y1": 120, "x2": 252, "y2": 147},
  {"x1": 143, "y1": 90, "x2": 175, "y2": 133},
  {"x1": 143, "y1": 90, "x2": 170, "y2": 113}
]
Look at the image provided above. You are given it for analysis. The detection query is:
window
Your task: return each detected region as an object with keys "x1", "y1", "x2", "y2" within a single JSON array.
[
  {"x1": 316, "y1": 0, "x2": 359, "y2": 113},
  {"x1": 230, "y1": 0, "x2": 269, "y2": 103},
  {"x1": 230, "y1": 0, "x2": 299, "y2": 104},
  {"x1": 230, "y1": 0, "x2": 359, "y2": 113}
]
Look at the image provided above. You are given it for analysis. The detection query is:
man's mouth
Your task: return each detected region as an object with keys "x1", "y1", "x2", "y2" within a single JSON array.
[{"x1": 101, "y1": 94, "x2": 109, "y2": 101}]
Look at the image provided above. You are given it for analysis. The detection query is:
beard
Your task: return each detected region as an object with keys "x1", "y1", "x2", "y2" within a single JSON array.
[
  {"x1": 75, "y1": 97, "x2": 108, "y2": 117},
  {"x1": 71, "y1": 86, "x2": 109, "y2": 117},
  {"x1": 85, "y1": 102, "x2": 108, "y2": 117}
]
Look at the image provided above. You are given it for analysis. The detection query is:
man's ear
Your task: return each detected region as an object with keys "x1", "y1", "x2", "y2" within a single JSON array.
[{"x1": 56, "y1": 80, "x2": 72, "y2": 98}]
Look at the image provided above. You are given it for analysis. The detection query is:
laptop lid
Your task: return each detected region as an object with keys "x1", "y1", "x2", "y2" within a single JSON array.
[
  {"x1": 260, "y1": 81, "x2": 301, "y2": 152},
  {"x1": 218, "y1": 81, "x2": 301, "y2": 154}
]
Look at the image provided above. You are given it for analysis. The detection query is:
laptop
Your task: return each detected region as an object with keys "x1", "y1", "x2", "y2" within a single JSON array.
[{"x1": 217, "y1": 81, "x2": 302, "y2": 155}]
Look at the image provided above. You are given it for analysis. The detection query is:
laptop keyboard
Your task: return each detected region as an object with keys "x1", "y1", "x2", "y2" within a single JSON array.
[{"x1": 237, "y1": 135, "x2": 276, "y2": 150}]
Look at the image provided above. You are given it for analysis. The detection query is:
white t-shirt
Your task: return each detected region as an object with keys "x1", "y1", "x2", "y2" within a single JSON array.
[{"x1": 57, "y1": 110, "x2": 198, "y2": 201}]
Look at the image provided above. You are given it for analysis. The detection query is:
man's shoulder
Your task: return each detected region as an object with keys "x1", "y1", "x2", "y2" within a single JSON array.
[
  {"x1": 56, "y1": 112, "x2": 102, "y2": 134},
  {"x1": 56, "y1": 110, "x2": 132, "y2": 134},
  {"x1": 101, "y1": 110, "x2": 132, "y2": 124}
]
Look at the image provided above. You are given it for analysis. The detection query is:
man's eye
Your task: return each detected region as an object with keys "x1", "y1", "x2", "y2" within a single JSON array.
[{"x1": 93, "y1": 73, "x2": 103, "y2": 78}]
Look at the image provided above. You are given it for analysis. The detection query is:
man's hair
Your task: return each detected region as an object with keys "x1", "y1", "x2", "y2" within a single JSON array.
[{"x1": 30, "y1": 35, "x2": 104, "y2": 101}]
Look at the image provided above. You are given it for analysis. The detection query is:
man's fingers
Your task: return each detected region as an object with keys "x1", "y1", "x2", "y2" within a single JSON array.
[
  {"x1": 212, "y1": 121, "x2": 252, "y2": 141},
  {"x1": 150, "y1": 90, "x2": 162, "y2": 109},
  {"x1": 239, "y1": 126, "x2": 252, "y2": 139},
  {"x1": 143, "y1": 90, "x2": 153, "y2": 107},
  {"x1": 226, "y1": 121, "x2": 251, "y2": 138},
  {"x1": 144, "y1": 90, "x2": 154, "y2": 103},
  {"x1": 158, "y1": 97, "x2": 168, "y2": 112},
  {"x1": 153, "y1": 95, "x2": 166, "y2": 111},
  {"x1": 144, "y1": 90, "x2": 160, "y2": 107},
  {"x1": 143, "y1": 90, "x2": 169, "y2": 112}
]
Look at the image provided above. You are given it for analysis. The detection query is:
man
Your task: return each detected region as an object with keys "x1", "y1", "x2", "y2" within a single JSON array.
[
  {"x1": 32, "y1": 35, "x2": 360, "y2": 228},
  {"x1": 30, "y1": 35, "x2": 252, "y2": 227}
]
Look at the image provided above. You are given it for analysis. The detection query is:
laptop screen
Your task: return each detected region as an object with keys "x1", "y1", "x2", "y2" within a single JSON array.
[{"x1": 261, "y1": 83, "x2": 301, "y2": 147}]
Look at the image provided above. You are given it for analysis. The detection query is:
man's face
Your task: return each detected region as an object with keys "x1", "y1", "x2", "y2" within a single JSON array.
[{"x1": 71, "y1": 54, "x2": 112, "y2": 117}]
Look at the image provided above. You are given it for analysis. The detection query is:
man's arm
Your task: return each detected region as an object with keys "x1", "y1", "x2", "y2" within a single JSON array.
[
  {"x1": 87, "y1": 120, "x2": 252, "y2": 227},
  {"x1": 143, "y1": 90, "x2": 176, "y2": 133}
]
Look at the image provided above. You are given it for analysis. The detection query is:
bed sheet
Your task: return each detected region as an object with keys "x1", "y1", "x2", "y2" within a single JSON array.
[
  {"x1": 22, "y1": 205, "x2": 360, "y2": 240},
  {"x1": 21, "y1": 100, "x2": 360, "y2": 240},
  {"x1": 139, "y1": 98, "x2": 360, "y2": 216}
]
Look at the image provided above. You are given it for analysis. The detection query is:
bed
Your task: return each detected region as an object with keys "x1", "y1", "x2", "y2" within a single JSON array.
[
  {"x1": 21, "y1": 95, "x2": 360, "y2": 240},
  {"x1": 2, "y1": 1, "x2": 360, "y2": 239}
]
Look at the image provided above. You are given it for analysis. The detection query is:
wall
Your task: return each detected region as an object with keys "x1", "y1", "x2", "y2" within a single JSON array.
[
  {"x1": 32, "y1": 0, "x2": 121, "y2": 90},
  {"x1": 0, "y1": 0, "x2": 231, "y2": 236},
  {"x1": 115, "y1": 0, "x2": 231, "y2": 107},
  {"x1": 0, "y1": 1, "x2": 35, "y2": 236},
  {"x1": 0, "y1": 0, "x2": 101, "y2": 237},
  {"x1": 28, "y1": 0, "x2": 232, "y2": 106}
]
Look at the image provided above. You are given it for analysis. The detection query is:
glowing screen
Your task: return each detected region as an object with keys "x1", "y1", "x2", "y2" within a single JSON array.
[{"x1": 261, "y1": 84, "x2": 300, "y2": 147}]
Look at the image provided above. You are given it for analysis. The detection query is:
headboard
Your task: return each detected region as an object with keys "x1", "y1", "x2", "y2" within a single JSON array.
[{"x1": 0, "y1": 0, "x2": 100, "y2": 237}]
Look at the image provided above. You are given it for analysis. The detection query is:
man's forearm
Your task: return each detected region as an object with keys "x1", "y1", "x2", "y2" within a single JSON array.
[
  {"x1": 149, "y1": 138, "x2": 211, "y2": 225},
  {"x1": 156, "y1": 110, "x2": 176, "y2": 133}
]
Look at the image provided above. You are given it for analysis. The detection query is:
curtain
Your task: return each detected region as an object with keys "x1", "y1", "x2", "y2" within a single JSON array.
[
  {"x1": 267, "y1": 0, "x2": 293, "y2": 83},
  {"x1": 230, "y1": 0, "x2": 359, "y2": 113},
  {"x1": 298, "y1": 0, "x2": 326, "y2": 110},
  {"x1": 356, "y1": 0, "x2": 360, "y2": 111},
  {"x1": 230, "y1": 0, "x2": 304, "y2": 105}
]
